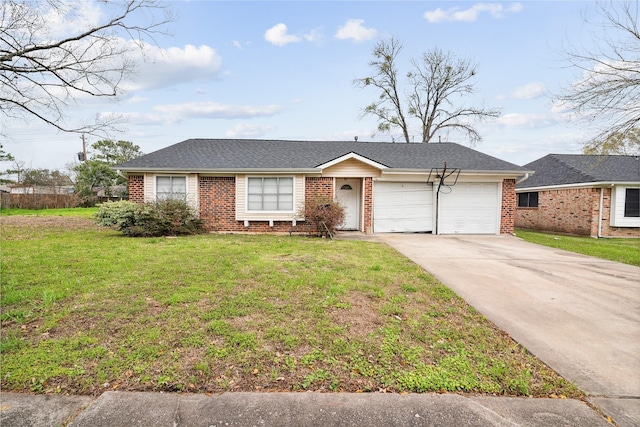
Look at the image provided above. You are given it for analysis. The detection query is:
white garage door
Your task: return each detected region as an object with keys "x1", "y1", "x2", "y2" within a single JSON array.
[
  {"x1": 374, "y1": 182, "x2": 433, "y2": 232},
  {"x1": 438, "y1": 183, "x2": 500, "y2": 234}
]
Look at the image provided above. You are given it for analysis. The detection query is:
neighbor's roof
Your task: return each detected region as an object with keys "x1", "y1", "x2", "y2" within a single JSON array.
[
  {"x1": 115, "y1": 139, "x2": 527, "y2": 173},
  {"x1": 517, "y1": 154, "x2": 640, "y2": 189}
]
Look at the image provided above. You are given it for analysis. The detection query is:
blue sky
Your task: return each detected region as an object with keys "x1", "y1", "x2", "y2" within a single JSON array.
[{"x1": 3, "y1": 1, "x2": 610, "y2": 171}]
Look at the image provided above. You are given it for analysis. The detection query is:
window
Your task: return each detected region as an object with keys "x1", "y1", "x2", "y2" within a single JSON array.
[
  {"x1": 247, "y1": 177, "x2": 293, "y2": 211},
  {"x1": 156, "y1": 176, "x2": 186, "y2": 200},
  {"x1": 517, "y1": 192, "x2": 538, "y2": 208},
  {"x1": 625, "y1": 188, "x2": 639, "y2": 217}
]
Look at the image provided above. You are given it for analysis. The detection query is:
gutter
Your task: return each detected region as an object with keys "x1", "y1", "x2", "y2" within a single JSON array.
[
  {"x1": 516, "y1": 181, "x2": 637, "y2": 192},
  {"x1": 383, "y1": 169, "x2": 531, "y2": 176}
]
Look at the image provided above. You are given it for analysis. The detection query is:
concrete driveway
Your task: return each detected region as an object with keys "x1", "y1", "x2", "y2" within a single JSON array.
[{"x1": 377, "y1": 233, "x2": 640, "y2": 427}]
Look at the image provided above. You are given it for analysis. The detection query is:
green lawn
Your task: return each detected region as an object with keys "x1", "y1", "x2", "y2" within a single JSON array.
[
  {"x1": 515, "y1": 229, "x2": 640, "y2": 267},
  {"x1": 0, "y1": 216, "x2": 581, "y2": 397},
  {"x1": 0, "y1": 207, "x2": 98, "y2": 218}
]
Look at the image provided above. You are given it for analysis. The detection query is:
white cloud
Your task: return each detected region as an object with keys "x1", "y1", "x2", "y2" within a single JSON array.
[
  {"x1": 226, "y1": 123, "x2": 276, "y2": 138},
  {"x1": 304, "y1": 28, "x2": 325, "y2": 43},
  {"x1": 116, "y1": 111, "x2": 172, "y2": 126},
  {"x1": 496, "y1": 113, "x2": 556, "y2": 128},
  {"x1": 335, "y1": 19, "x2": 378, "y2": 42},
  {"x1": 124, "y1": 43, "x2": 223, "y2": 92},
  {"x1": 424, "y1": 3, "x2": 522, "y2": 23},
  {"x1": 41, "y1": 0, "x2": 104, "y2": 38},
  {"x1": 497, "y1": 82, "x2": 546, "y2": 100},
  {"x1": 232, "y1": 40, "x2": 251, "y2": 49},
  {"x1": 264, "y1": 23, "x2": 301, "y2": 46},
  {"x1": 114, "y1": 102, "x2": 283, "y2": 127},
  {"x1": 154, "y1": 102, "x2": 282, "y2": 120},
  {"x1": 125, "y1": 96, "x2": 149, "y2": 104}
]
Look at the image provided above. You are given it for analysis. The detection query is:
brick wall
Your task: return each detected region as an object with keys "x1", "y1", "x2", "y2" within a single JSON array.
[
  {"x1": 305, "y1": 177, "x2": 333, "y2": 200},
  {"x1": 199, "y1": 176, "x2": 338, "y2": 233},
  {"x1": 500, "y1": 179, "x2": 516, "y2": 234},
  {"x1": 199, "y1": 177, "x2": 237, "y2": 231},
  {"x1": 516, "y1": 188, "x2": 597, "y2": 236},
  {"x1": 514, "y1": 187, "x2": 638, "y2": 237},
  {"x1": 128, "y1": 175, "x2": 144, "y2": 203},
  {"x1": 363, "y1": 177, "x2": 373, "y2": 234}
]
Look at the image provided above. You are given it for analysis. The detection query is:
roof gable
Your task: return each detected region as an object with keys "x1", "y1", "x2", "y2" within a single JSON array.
[
  {"x1": 115, "y1": 139, "x2": 527, "y2": 174},
  {"x1": 316, "y1": 152, "x2": 388, "y2": 170},
  {"x1": 518, "y1": 154, "x2": 640, "y2": 188}
]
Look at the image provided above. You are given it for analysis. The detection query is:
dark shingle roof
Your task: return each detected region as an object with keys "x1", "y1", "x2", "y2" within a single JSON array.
[
  {"x1": 517, "y1": 154, "x2": 640, "y2": 188},
  {"x1": 116, "y1": 139, "x2": 527, "y2": 173}
]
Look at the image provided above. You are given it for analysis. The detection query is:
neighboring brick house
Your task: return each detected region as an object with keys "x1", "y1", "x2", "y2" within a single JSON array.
[
  {"x1": 116, "y1": 139, "x2": 530, "y2": 235},
  {"x1": 516, "y1": 154, "x2": 640, "y2": 238}
]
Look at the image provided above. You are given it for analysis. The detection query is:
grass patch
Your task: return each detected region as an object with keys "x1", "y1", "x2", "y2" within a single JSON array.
[
  {"x1": 0, "y1": 215, "x2": 581, "y2": 397},
  {"x1": 0, "y1": 207, "x2": 98, "y2": 218},
  {"x1": 515, "y1": 229, "x2": 640, "y2": 267}
]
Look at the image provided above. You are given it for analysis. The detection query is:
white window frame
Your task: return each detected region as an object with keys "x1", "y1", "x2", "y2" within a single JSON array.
[
  {"x1": 246, "y1": 176, "x2": 295, "y2": 213},
  {"x1": 155, "y1": 175, "x2": 187, "y2": 201},
  {"x1": 611, "y1": 185, "x2": 640, "y2": 227}
]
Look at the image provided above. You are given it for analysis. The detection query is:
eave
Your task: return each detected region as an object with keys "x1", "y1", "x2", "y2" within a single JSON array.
[
  {"x1": 115, "y1": 167, "x2": 320, "y2": 175},
  {"x1": 516, "y1": 181, "x2": 640, "y2": 192}
]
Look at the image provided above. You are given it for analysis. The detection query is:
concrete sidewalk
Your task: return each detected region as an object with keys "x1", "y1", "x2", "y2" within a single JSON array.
[{"x1": 0, "y1": 391, "x2": 611, "y2": 427}]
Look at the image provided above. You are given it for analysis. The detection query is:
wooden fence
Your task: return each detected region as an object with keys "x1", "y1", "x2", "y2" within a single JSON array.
[{"x1": 0, "y1": 193, "x2": 81, "y2": 209}]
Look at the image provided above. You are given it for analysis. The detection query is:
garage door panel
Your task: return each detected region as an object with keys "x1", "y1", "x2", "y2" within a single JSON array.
[
  {"x1": 374, "y1": 182, "x2": 433, "y2": 233},
  {"x1": 439, "y1": 183, "x2": 499, "y2": 234}
]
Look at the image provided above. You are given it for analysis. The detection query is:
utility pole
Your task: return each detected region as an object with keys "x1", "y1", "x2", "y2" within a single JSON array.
[{"x1": 78, "y1": 134, "x2": 87, "y2": 161}]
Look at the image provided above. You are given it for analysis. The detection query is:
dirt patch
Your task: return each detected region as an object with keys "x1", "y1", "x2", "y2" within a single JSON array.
[
  {"x1": 0, "y1": 215, "x2": 101, "y2": 232},
  {"x1": 330, "y1": 292, "x2": 384, "y2": 338}
]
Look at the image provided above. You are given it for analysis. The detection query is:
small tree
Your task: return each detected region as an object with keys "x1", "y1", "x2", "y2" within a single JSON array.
[
  {"x1": 74, "y1": 161, "x2": 118, "y2": 205},
  {"x1": 0, "y1": 144, "x2": 15, "y2": 183},
  {"x1": 299, "y1": 196, "x2": 346, "y2": 238},
  {"x1": 74, "y1": 139, "x2": 143, "y2": 205}
]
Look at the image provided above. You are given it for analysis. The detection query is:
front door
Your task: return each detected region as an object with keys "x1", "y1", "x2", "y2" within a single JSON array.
[{"x1": 336, "y1": 179, "x2": 360, "y2": 230}]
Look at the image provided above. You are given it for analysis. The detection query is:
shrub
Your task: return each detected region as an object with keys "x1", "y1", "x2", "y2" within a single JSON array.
[
  {"x1": 299, "y1": 196, "x2": 346, "y2": 238},
  {"x1": 94, "y1": 200, "x2": 141, "y2": 230},
  {"x1": 95, "y1": 199, "x2": 205, "y2": 237}
]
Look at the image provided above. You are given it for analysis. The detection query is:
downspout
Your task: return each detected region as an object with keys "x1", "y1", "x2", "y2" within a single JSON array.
[
  {"x1": 516, "y1": 173, "x2": 530, "y2": 185},
  {"x1": 115, "y1": 169, "x2": 128, "y2": 181},
  {"x1": 435, "y1": 187, "x2": 439, "y2": 235},
  {"x1": 597, "y1": 187, "x2": 604, "y2": 238}
]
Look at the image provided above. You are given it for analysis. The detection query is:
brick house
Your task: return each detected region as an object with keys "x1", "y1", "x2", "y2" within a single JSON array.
[
  {"x1": 516, "y1": 154, "x2": 640, "y2": 238},
  {"x1": 116, "y1": 139, "x2": 530, "y2": 235}
]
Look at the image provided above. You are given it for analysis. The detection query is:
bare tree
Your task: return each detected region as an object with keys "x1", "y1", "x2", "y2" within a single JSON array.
[
  {"x1": 0, "y1": 0, "x2": 173, "y2": 135},
  {"x1": 354, "y1": 37, "x2": 500, "y2": 144},
  {"x1": 557, "y1": 0, "x2": 640, "y2": 153}
]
